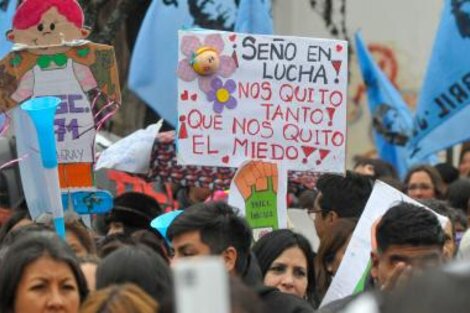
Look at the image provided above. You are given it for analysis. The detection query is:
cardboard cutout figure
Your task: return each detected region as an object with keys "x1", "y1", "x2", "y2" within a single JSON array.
[{"x1": 0, "y1": 0, "x2": 120, "y2": 217}]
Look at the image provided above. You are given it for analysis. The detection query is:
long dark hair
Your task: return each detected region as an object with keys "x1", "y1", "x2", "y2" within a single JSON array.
[
  {"x1": 0, "y1": 231, "x2": 89, "y2": 312},
  {"x1": 314, "y1": 218, "x2": 356, "y2": 301},
  {"x1": 252, "y1": 229, "x2": 318, "y2": 308}
]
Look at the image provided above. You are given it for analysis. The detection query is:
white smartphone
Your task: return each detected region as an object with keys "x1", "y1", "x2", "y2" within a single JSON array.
[{"x1": 173, "y1": 256, "x2": 230, "y2": 313}]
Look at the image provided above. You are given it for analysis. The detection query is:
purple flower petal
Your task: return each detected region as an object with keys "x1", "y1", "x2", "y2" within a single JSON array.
[
  {"x1": 225, "y1": 96, "x2": 237, "y2": 109},
  {"x1": 211, "y1": 77, "x2": 223, "y2": 90},
  {"x1": 207, "y1": 90, "x2": 216, "y2": 101},
  {"x1": 224, "y1": 79, "x2": 236, "y2": 93},
  {"x1": 213, "y1": 101, "x2": 224, "y2": 113}
]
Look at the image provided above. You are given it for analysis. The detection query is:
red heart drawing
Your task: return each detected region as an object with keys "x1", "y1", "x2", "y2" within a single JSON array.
[
  {"x1": 229, "y1": 34, "x2": 237, "y2": 42},
  {"x1": 336, "y1": 45, "x2": 343, "y2": 52},
  {"x1": 191, "y1": 93, "x2": 198, "y2": 101},
  {"x1": 221, "y1": 156, "x2": 230, "y2": 164},
  {"x1": 180, "y1": 90, "x2": 189, "y2": 101}
]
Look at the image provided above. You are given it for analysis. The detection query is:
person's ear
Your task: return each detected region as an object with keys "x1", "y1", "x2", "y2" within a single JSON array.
[
  {"x1": 370, "y1": 251, "x2": 380, "y2": 281},
  {"x1": 6, "y1": 30, "x2": 15, "y2": 42},
  {"x1": 326, "y1": 210, "x2": 339, "y2": 224},
  {"x1": 221, "y1": 246, "x2": 238, "y2": 274},
  {"x1": 80, "y1": 27, "x2": 91, "y2": 39}
]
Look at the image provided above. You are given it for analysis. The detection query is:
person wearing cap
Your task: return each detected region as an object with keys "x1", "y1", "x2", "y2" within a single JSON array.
[{"x1": 106, "y1": 192, "x2": 163, "y2": 236}]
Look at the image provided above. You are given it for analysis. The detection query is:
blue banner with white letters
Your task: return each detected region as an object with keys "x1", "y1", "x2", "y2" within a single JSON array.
[
  {"x1": 409, "y1": 0, "x2": 470, "y2": 160},
  {"x1": 128, "y1": 0, "x2": 273, "y2": 127}
]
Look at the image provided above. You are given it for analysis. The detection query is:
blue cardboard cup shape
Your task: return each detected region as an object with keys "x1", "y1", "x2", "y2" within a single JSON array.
[{"x1": 21, "y1": 96, "x2": 61, "y2": 169}]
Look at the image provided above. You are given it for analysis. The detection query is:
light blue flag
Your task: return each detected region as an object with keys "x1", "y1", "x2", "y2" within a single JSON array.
[
  {"x1": 128, "y1": 0, "x2": 273, "y2": 127},
  {"x1": 409, "y1": 0, "x2": 470, "y2": 160},
  {"x1": 235, "y1": 0, "x2": 273, "y2": 34},
  {"x1": 355, "y1": 32, "x2": 425, "y2": 178},
  {"x1": 0, "y1": 0, "x2": 16, "y2": 59}
]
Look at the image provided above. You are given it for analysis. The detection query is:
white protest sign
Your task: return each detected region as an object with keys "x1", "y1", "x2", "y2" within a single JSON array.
[
  {"x1": 321, "y1": 180, "x2": 449, "y2": 307},
  {"x1": 228, "y1": 160, "x2": 288, "y2": 240},
  {"x1": 95, "y1": 121, "x2": 162, "y2": 174},
  {"x1": 177, "y1": 30, "x2": 348, "y2": 173}
]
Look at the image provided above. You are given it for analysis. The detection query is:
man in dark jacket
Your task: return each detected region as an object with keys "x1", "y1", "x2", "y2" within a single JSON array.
[{"x1": 167, "y1": 201, "x2": 315, "y2": 313}]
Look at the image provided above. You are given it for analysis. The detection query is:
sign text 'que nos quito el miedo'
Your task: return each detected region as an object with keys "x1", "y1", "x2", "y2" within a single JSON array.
[{"x1": 176, "y1": 30, "x2": 348, "y2": 173}]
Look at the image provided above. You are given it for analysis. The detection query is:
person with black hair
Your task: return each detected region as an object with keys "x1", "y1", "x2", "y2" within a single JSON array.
[
  {"x1": 353, "y1": 158, "x2": 398, "y2": 180},
  {"x1": 459, "y1": 146, "x2": 470, "y2": 177},
  {"x1": 420, "y1": 199, "x2": 465, "y2": 261},
  {"x1": 317, "y1": 202, "x2": 445, "y2": 313},
  {"x1": 371, "y1": 202, "x2": 445, "y2": 291},
  {"x1": 96, "y1": 244, "x2": 172, "y2": 305},
  {"x1": 167, "y1": 201, "x2": 314, "y2": 313},
  {"x1": 447, "y1": 178, "x2": 470, "y2": 213},
  {"x1": 380, "y1": 262, "x2": 470, "y2": 313},
  {"x1": 315, "y1": 218, "x2": 356, "y2": 302},
  {"x1": 0, "y1": 231, "x2": 88, "y2": 313},
  {"x1": 434, "y1": 162, "x2": 460, "y2": 186},
  {"x1": 0, "y1": 207, "x2": 31, "y2": 244},
  {"x1": 311, "y1": 171, "x2": 373, "y2": 242},
  {"x1": 252, "y1": 229, "x2": 318, "y2": 308},
  {"x1": 404, "y1": 165, "x2": 445, "y2": 200},
  {"x1": 106, "y1": 191, "x2": 163, "y2": 236}
]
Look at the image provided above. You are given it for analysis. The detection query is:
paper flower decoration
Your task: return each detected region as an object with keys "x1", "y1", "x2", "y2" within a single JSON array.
[
  {"x1": 207, "y1": 77, "x2": 237, "y2": 113},
  {"x1": 177, "y1": 34, "x2": 237, "y2": 94}
]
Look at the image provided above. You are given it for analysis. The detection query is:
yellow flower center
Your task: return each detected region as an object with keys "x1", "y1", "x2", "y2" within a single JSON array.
[{"x1": 216, "y1": 88, "x2": 230, "y2": 103}]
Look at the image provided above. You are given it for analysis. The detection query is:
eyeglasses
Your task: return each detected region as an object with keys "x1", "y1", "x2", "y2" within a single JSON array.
[
  {"x1": 307, "y1": 208, "x2": 322, "y2": 215},
  {"x1": 407, "y1": 183, "x2": 433, "y2": 191}
]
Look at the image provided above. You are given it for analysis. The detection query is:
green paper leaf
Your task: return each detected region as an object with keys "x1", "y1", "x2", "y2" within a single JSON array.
[
  {"x1": 10, "y1": 54, "x2": 22, "y2": 67},
  {"x1": 77, "y1": 47, "x2": 90, "y2": 58}
]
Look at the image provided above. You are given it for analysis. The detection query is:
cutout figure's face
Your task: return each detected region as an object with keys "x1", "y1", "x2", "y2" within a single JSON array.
[
  {"x1": 8, "y1": 7, "x2": 89, "y2": 53},
  {"x1": 192, "y1": 49, "x2": 220, "y2": 75}
]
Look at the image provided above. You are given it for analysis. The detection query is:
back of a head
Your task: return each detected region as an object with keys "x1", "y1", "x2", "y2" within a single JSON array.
[
  {"x1": 97, "y1": 233, "x2": 135, "y2": 258},
  {"x1": 434, "y1": 163, "x2": 459, "y2": 185},
  {"x1": 131, "y1": 229, "x2": 170, "y2": 263},
  {"x1": 376, "y1": 202, "x2": 445, "y2": 252},
  {"x1": 447, "y1": 178, "x2": 470, "y2": 211},
  {"x1": 110, "y1": 192, "x2": 162, "y2": 231},
  {"x1": 80, "y1": 283, "x2": 158, "y2": 313},
  {"x1": 0, "y1": 207, "x2": 31, "y2": 245},
  {"x1": 316, "y1": 171, "x2": 373, "y2": 218},
  {"x1": 297, "y1": 190, "x2": 318, "y2": 210},
  {"x1": 354, "y1": 158, "x2": 398, "y2": 179},
  {"x1": 0, "y1": 223, "x2": 52, "y2": 249},
  {"x1": 96, "y1": 245, "x2": 172, "y2": 303},
  {"x1": 167, "y1": 201, "x2": 252, "y2": 274},
  {"x1": 230, "y1": 277, "x2": 266, "y2": 313},
  {"x1": 381, "y1": 263, "x2": 470, "y2": 313}
]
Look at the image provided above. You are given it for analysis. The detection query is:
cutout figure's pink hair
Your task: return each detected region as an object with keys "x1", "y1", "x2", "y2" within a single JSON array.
[{"x1": 13, "y1": 0, "x2": 84, "y2": 30}]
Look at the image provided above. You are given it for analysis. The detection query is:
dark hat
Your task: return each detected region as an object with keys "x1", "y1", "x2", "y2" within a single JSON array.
[{"x1": 110, "y1": 192, "x2": 162, "y2": 229}]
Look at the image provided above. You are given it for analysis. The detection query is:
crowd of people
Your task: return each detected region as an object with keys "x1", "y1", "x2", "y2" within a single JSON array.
[{"x1": 0, "y1": 146, "x2": 469, "y2": 313}]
